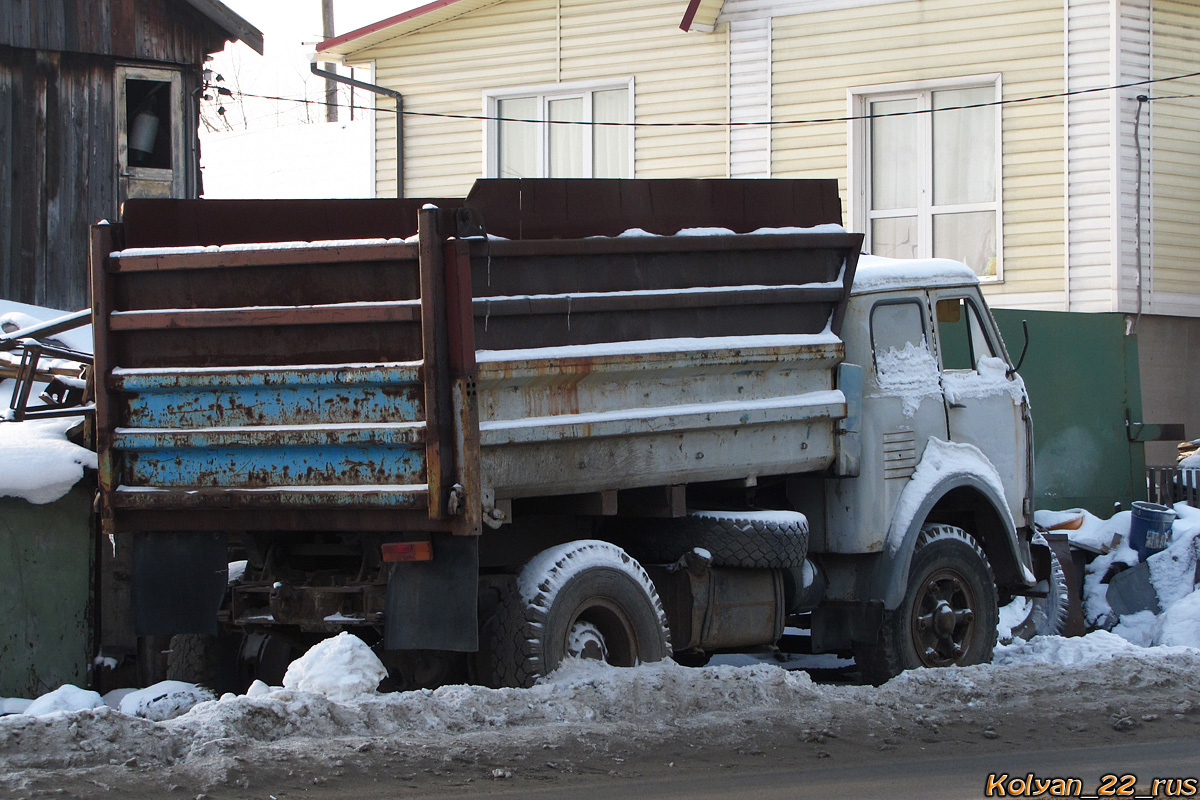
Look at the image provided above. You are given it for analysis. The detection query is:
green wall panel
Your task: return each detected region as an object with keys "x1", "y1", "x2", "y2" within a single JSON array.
[{"x1": 991, "y1": 309, "x2": 1146, "y2": 517}]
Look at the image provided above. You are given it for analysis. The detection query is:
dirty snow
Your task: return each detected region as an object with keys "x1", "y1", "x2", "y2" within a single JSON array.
[
  {"x1": 281, "y1": 632, "x2": 388, "y2": 702},
  {"x1": 872, "y1": 338, "x2": 941, "y2": 416},
  {"x1": 117, "y1": 682, "x2": 215, "y2": 722},
  {"x1": 3, "y1": 645, "x2": 1199, "y2": 787},
  {"x1": 0, "y1": 417, "x2": 97, "y2": 503}
]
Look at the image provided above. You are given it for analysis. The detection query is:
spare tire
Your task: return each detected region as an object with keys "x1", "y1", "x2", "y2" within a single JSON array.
[{"x1": 617, "y1": 510, "x2": 809, "y2": 569}]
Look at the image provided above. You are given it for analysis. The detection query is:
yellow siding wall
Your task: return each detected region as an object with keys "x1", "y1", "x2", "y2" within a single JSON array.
[
  {"x1": 352, "y1": 0, "x2": 729, "y2": 197},
  {"x1": 1152, "y1": 0, "x2": 1200, "y2": 299},
  {"x1": 769, "y1": 0, "x2": 1066, "y2": 301}
]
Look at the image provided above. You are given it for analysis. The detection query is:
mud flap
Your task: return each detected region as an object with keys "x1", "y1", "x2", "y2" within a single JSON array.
[
  {"x1": 132, "y1": 531, "x2": 227, "y2": 636},
  {"x1": 385, "y1": 533, "x2": 479, "y2": 652}
]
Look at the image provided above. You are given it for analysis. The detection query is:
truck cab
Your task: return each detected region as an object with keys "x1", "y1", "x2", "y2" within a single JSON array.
[{"x1": 809, "y1": 255, "x2": 1038, "y2": 681}]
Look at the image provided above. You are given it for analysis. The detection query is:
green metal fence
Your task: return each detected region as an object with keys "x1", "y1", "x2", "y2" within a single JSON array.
[{"x1": 991, "y1": 309, "x2": 1147, "y2": 518}]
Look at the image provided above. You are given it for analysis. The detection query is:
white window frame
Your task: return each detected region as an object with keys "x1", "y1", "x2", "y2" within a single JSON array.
[
  {"x1": 483, "y1": 77, "x2": 635, "y2": 179},
  {"x1": 848, "y1": 74, "x2": 1003, "y2": 282}
]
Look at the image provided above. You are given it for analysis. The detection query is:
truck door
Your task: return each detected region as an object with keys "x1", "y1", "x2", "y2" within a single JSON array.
[{"x1": 932, "y1": 291, "x2": 1029, "y2": 526}]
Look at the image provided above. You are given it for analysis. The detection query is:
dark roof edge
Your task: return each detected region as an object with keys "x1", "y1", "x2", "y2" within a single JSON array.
[{"x1": 179, "y1": 0, "x2": 265, "y2": 54}]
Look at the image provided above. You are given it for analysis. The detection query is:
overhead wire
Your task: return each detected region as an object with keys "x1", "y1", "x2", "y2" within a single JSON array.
[{"x1": 221, "y1": 68, "x2": 1200, "y2": 129}]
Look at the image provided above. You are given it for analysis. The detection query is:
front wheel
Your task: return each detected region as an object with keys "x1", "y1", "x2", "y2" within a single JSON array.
[
  {"x1": 486, "y1": 540, "x2": 672, "y2": 688},
  {"x1": 856, "y1": 524, "x2": 999, "y2": 685}
]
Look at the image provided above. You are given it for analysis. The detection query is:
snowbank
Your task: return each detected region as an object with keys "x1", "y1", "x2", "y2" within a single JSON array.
[
  {"x1": 3, "y1": 648, "x2": 1198, "y2": 777},
  {"x1": 0, "y1": 417, "x2": 96, "y2": 503}
]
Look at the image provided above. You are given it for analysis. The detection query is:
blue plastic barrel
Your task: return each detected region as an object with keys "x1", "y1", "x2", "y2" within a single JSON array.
[{"x1": 1129, "y1": 501, "x2": 1176, "y2": 562}]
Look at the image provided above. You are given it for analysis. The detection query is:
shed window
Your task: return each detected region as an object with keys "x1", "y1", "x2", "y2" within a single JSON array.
[{"x1": 125, "y1": 79, "x2": 173, "y2": 169}]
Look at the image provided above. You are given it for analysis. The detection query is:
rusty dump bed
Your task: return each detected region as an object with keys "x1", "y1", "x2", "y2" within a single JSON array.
[{"x1": 92, "y1": 179, "x2": 862, "y2": 536}]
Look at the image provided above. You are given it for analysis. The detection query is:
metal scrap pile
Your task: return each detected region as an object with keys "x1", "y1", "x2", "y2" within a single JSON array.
[{"x1": 0, "y1": 309, "x2": 93, "y2": 422}]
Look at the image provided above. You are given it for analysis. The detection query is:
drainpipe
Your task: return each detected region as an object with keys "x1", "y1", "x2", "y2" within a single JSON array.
[{"x1": 309, "y1": 60, "x2": 404, "y2": 198}]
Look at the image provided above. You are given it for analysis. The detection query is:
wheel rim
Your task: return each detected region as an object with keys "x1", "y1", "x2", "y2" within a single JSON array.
[
  {"x1": 566, "y1": 621, "x2": 608, "y2": 661},
  {"x1": 563, "y1": 597, "x2": 639, "y2": 667},
  {"x1": 910, "y1": 567, "x2": 977, "y2": 667}
]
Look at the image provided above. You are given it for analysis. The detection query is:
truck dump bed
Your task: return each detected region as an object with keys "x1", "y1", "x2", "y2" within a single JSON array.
[{"x1": 92, "y1": 180, "x2": 862, "y2": 538}]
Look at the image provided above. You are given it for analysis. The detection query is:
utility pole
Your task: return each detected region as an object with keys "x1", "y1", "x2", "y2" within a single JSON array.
[{"x1": 321, "y1": 0, "x2": 338, "y2": 122}]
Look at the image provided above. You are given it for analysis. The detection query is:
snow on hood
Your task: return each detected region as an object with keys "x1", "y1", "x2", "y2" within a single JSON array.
[
  {"x1": 0, "y1": 417, "x2": 96, "y2": 504},
  {"x1": 852, "y1": 254, "x2": 978, "y2": 293}
]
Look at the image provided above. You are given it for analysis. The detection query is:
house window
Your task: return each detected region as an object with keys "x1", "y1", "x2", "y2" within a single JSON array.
[
  {"x1": 852, "y1": 78, "x2": 1001, "y2": 279},
  {"x1": 485, "y1": 80, "x2": 633, "y2": 179}
]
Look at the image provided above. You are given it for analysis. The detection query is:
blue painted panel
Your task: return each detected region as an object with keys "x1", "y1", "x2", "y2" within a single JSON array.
[
  {"x1": 124, "y1": 384, "x2": 424, "y2": 428},
  {"x1": 114, "y1": 423, "x2": 425, "y2": 450},
  {"x1": 123, "y1": 443, "x2": 427, "y2": 488}
]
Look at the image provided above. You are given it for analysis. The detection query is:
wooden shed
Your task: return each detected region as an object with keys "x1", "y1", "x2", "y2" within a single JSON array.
[{"x1": 0, "y1": 0, "x2": 262, "y2": 311}]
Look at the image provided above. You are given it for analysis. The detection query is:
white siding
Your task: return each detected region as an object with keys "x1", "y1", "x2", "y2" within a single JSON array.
[
  {"x1": 1065, "y1": 0, "x2": 1117, "y2": 311},
  {"x1": 768, "y1": 0, "x2": 1066, "y2": 302},
  {"x1": 1148, "y1": 0, "x2": 1200, "y2": 312},
  {"x1": 729, "y1": 18, "x2": 772, "y2": 177},
  {"x1": 350, "y1": 0, "x2": 729, "y2": 197},
  {"x1": 1117, "y1": 0, "x2": 1152, "y2": 314}
]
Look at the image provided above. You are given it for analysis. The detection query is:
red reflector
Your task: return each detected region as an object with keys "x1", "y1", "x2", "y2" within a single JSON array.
[{"x1": 381, "y1": 540, "x2": 433, "y2": 563}]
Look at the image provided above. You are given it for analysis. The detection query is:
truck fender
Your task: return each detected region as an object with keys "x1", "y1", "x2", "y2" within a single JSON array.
[{"x1": 872, "y1": 446, "x2": 1033, "y2": 610}]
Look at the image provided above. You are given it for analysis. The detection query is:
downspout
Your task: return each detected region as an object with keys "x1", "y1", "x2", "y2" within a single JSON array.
[{"x1": 309, "y1": 61, "x2": 404, "y2": 198}]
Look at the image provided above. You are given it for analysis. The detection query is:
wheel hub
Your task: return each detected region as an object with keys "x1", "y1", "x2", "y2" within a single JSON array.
[
  {"x1": 912, "y1": 570, "x2": 976, "y2": 667},
  {"x1": 566, "y1": 621, "x2": 609, "y2": 661}
]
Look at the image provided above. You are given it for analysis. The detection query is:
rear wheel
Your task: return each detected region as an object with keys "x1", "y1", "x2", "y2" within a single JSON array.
[
  {"x1": 856, "y1": 524, "x2": 998, "y2": 685},
  {"x1": 487, "y1": 540, "x2": 672, "y2": 688}
]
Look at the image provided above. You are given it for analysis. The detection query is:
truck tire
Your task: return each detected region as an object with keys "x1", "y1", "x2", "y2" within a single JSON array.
[
  {"x1": 487, "y1": 540, "x2": 672, "y2": 688},
  {"x1": 1004, "y1": 533, "x2": 1069, "y2": 642},
  {"x1": 618, "y1": 510, "x2": 809, "y2": 569},
  {"x1": 855, "y1": 524, "x2": 998, "y2": 686}
]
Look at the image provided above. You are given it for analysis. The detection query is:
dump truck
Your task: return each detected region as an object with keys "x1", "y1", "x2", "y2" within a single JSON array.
[{"x1": 92, "y1": 179, "x2": 1051, "y2": 689}]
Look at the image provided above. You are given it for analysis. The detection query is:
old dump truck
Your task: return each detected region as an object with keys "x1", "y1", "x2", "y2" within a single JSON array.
[{"x1": 92, "y1": 179, "x2": 1051, "y2": 689}]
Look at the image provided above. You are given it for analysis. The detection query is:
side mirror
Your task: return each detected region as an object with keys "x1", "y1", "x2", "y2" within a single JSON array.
[{"x1": 1006, "y1": 319, "x2": 1030, "y2": 378}]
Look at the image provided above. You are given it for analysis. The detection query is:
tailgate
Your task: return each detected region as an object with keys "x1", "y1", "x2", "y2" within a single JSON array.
[{"x1": 91, "y1": 206, "x2": 479, "y2": 536}]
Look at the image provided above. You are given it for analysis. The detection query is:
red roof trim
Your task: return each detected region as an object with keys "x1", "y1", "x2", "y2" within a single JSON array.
[
  {"x1": 318, "y1": 0, "x2": 469, "y2": 52},
  {"x1": 679, "y1": 0, "x2": 702, "y2": 31}
]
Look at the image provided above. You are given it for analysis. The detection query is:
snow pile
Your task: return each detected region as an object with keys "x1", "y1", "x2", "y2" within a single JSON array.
[
  {"x1": 281, "y1": 632, "x2": 388, "y2": 702},
  {"x1": 117, "y1": 682, "x2": 215, "y2": 722},
  {"x1": 1039, "y1": 504, "x2": 1200, "y2": 650},
  {"x1": 22, "y1": 686, "x2": 103, "y2": 716},
  {"x1": 3, "y1": 650, "x2": 1199, "y2": 779},
  {"x1": 872, "y1": 339, "x2": 940, "y2": 416},
  {"x1": 0, "y1": 417, "x2": 96, "y2": 503},
  {"x1": 0, "y1": 698, "x2": 31, "y2": 715}
]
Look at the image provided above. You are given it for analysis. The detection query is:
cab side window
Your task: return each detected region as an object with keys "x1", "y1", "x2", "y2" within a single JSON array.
[
  {"x1": 936, "y1": 297, "x2": 996, "y2": 371},
  {"x1": 870, "y1": 300, "x2": 929, "y2": 377}
]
